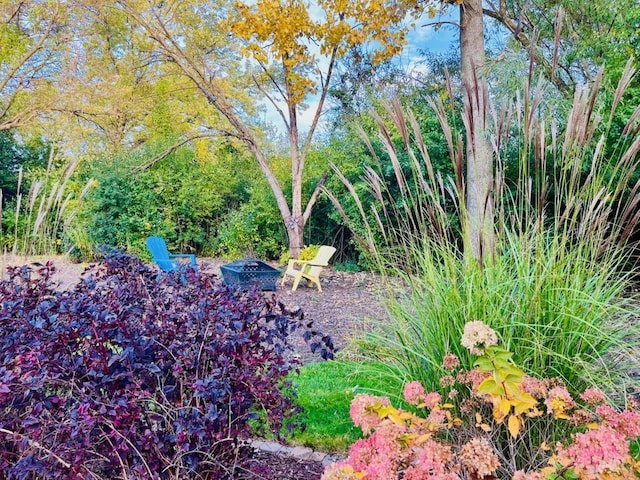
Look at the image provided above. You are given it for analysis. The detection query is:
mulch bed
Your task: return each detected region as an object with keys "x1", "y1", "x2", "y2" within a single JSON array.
[{"x1": 234, "y1": 446, "x2": 327, "y2": 480}]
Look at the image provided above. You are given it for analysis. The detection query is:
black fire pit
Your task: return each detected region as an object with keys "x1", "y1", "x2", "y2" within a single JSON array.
[{"x1": 220, "y1": 258, "x2": 281, "y2": 291}]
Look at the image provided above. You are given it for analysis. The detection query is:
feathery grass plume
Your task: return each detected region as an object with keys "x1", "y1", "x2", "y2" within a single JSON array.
[
  {"x1": 327, "y1": 63, "x2": 640, "y2": 400},
  {"x1": 9, "y1": 149, "x2": 94, "y2": 256}
]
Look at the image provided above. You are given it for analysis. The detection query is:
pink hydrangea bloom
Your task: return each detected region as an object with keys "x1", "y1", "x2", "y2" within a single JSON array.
[
  {"x1": 370, "y1": 422, "x2": 406, "y2": 459},
  {"x1": 596, "y1": 404, "x2": 640, "y2": 439},
  {"x1": 346, "y1": 437, "x2": 375, "y2": 472},
  {"x1": 465, "y1": 368, "x2": 490, "y2": 391},
  {"x1": 404, "y1": 381, "x2": 426, "y2": 406},
  {"x1": 363, "y1": 456, "x2": 398, "y2": 480},
  {"x1": 443, "y1": 353, "x2": 460, "y2": 370},
  {"x1": 346, "y1": 434, "x2": 399, "y2": 480},
  {"x1": 461, "y1": 321, "x2": 498, "y2": 355},
  {"x1": 458, "y1": 437, "x2": 500, "y2": 477},
  {"x1": 425, "y1": 392, "x2": 442, "y2": 409},
  {"x1": 614, "y1": 410, "x2": 640, "y2": 438},
  {"x1": 349, "y1": 394, "x2": 389, "y2": 434},
  {"x1": 427, "y1": 408, "x2": 447, "y2": 427},
  {"x1": 545, "y1": 386, "x2": 575, "y2": 418},
  {"x1": 557, "y1": 426, "x2": 630, "y2": 477},
  {"x1": 404, "y1": 440, "x2": 459, "y2": 480},
  {"x1": 512, "y1": 470, "x2": 545, "y2": 480},
  {"x1": 579, "y1": 387, "x2": 607, "y2": 405},
  {"x1": 440, "y1": 375, "x2": 456, "y2": 388},
  {"x1": 520, "y1": 376, "x2": 548, "y2": 399},
  {"x1": 595, "y1": 404, "x2": 617, "y2": 422}
]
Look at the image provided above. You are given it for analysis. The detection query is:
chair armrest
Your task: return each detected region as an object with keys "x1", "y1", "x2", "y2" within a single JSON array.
[
  {"x1": 288, "y1": 258, "x2": 327, "y2": 268},
  {"x1": 169, "y1": 253, "x2": 197, "y2": 266},
  {"x1": 289, "y1": 258, "x2": 312, "y2": 267}
]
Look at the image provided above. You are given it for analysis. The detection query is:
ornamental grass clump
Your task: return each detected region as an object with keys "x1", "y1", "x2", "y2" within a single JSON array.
[
  {"x1": 0, "y1": 250, "x2": 333, "y2": 479},
  {"x1": 326, "y1": 62, "x2": 640, "y2": 396},
  {"x1": 322, "y1": 322, "x2": 640, "y2": 480}
]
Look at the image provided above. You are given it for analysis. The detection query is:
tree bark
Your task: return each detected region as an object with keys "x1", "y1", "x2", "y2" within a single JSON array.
[{"x1": 460, "y1": 0, "x2": 494, "y2": 263}]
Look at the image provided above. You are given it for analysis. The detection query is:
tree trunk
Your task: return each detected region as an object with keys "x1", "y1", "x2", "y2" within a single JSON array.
[
  {"x1": 287, "y1": 222, "x2": 304, "y2": 259},
  {"x1": 460, "y1": 0, "x2": 494, "y2": 263}
]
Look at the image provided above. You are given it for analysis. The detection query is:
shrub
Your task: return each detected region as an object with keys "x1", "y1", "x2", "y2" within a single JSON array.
[
  {"x1": 323, "y1": 322, "x2": 640, "y2": 480},
  {"x1": 0, "y1": 250, "x2": 333, "y2": 479},
  {"x1": 214, "y1": 203, "x2": 285, "y2": 260},
  {"x1": 333, "y1": 261, "x2": 360, "y2": 273}
]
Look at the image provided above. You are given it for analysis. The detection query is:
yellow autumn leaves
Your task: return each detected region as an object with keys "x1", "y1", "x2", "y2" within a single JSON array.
[{"x1": 231, "y1": 0, "x2": 428, "y2": 105}]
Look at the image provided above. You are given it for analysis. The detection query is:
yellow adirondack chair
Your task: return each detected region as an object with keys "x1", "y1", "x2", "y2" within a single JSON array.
[{"x1": 281, "y1": 246, "x2": 336, "y2": 292}]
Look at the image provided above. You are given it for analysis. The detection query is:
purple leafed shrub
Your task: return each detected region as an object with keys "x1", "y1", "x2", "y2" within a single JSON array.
[{"x1": 0, "y1": 250, "x2": 334, "y2": 479}]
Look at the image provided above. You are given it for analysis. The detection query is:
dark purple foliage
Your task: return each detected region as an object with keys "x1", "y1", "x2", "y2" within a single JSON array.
[{"x1": 0, "y1": 251, "x2": 334, "y2": 479}]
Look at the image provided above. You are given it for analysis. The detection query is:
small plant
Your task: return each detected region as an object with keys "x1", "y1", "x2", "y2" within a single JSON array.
[
  {"x1": 333, "y1": 261, "x2": 361, "y2": 273},
  {"x1": 0, "y1": 250, "x2": 334, "y2": 479},
  {"x1": 322, "y1": 322, "x2": 640, "y2": 480},
  {"x1": 280, "y1": 244, "x2": 321, "y2": 265}
]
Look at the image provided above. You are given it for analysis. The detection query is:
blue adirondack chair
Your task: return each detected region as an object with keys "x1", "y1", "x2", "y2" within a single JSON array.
[{"x1": 145, "y1": 236, "x2": 197, "y2": 274}]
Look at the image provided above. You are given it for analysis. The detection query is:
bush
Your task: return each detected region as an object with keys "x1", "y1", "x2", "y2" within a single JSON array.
[
  {"x1": 213, "y1": 199, "x2": 285, "y2": 260},
  {"x1": 0, "y1": 251, "x2": 333, "y2": 479},
  {"x1": 323, "y1": 322, "x2": 640, "y2": 480},
  {"x1": 78, "y1": 142, "x2": 256, "y2": 259}
]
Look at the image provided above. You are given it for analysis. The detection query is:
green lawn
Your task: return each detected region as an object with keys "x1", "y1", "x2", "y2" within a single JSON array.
[{"x1": 288, "y1": 360, "x2": 399, "y2": 453}]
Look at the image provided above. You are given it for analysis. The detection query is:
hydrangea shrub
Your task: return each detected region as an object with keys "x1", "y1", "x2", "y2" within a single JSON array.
[
  {"x1": 323, "y1": 321, "x2": 640, "y2": 480},
  {"x1": 0, "y1": 251, "x2": 333, "y2": 479}
]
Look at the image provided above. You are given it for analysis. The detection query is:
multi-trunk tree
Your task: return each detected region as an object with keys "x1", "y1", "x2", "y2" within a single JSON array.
[{"x1": 112, "y1": 0, "x2": 420, "y2": 257}]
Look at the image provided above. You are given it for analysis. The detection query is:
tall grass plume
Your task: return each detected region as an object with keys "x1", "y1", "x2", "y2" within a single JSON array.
[{"x1": 325, "y1": 61, "x2": 640, "y2": 398}]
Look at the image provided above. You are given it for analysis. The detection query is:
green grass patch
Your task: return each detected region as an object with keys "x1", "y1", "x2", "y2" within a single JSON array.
[{"x1": 287, "y1": 360, "x2": 398, "y2": 454}]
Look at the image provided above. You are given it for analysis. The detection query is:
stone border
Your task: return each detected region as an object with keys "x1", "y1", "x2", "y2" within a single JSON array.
[{"x1": 249, "y1": 439, "x2": 342, "y2": 467}]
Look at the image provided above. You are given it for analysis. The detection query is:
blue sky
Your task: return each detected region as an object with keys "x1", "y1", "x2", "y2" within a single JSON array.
[
  {"x1": 268, "y1": 8, "x2": 460, "y2": 133},
  {"x1": 402, "y1": 11, "x2": 459, "y2": 64}
]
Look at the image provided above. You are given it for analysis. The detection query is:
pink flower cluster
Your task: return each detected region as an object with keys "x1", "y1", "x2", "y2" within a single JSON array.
[
  {"x1": 461, "y1": 321, "x2": 498, "y2": 355},
  {"x1": 520, "y1": 376, "x2": 548, "y2": 399},
  {"x1": 556, "y1": 426, "x2": 630, "y2": 478},
  {"x1": 457, "y1": 437, "x2": 500, "y2": 478},
  {"x1": 443, "y1": 353, "x2": 460, "y2": 370},
  {"x1": 404, "y1": 440, "x2": 459, "y2": 480},
  {"x1": 545, "y1": 386, "x2": 575, "y2": 418},
  {"x1": 596, "y1": 404, "x2": 640, "y2": 439},
  {"x1": 349, "y1": 394, "x2": 390, "y2": 435},
  {"x1": 579, "y1": 387, "x2": 607, "y2": 405},
  {"x1": 404, "y1": 381, "x2": 443, "y2": 410},
  {"x1": 323, "y1": 415, "x2": 418, "y2": 479},
  {"x1": 404, "y1": 381, "x2": 426, "y2": 406}
]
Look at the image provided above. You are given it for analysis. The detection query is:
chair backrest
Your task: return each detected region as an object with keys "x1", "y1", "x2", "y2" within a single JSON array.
[
  {"x1": 146, "y1": 236, "x2": 170, "y2": 259},
  {"x1": 304, "y1": 246, "x2": 336, "y2": 279},
  {"x1": 311, "y1": 246, "x2": 336, "y2": 267},
  {"x1": 146, "y1": 236, "x2": 175, "y2": 272}
]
